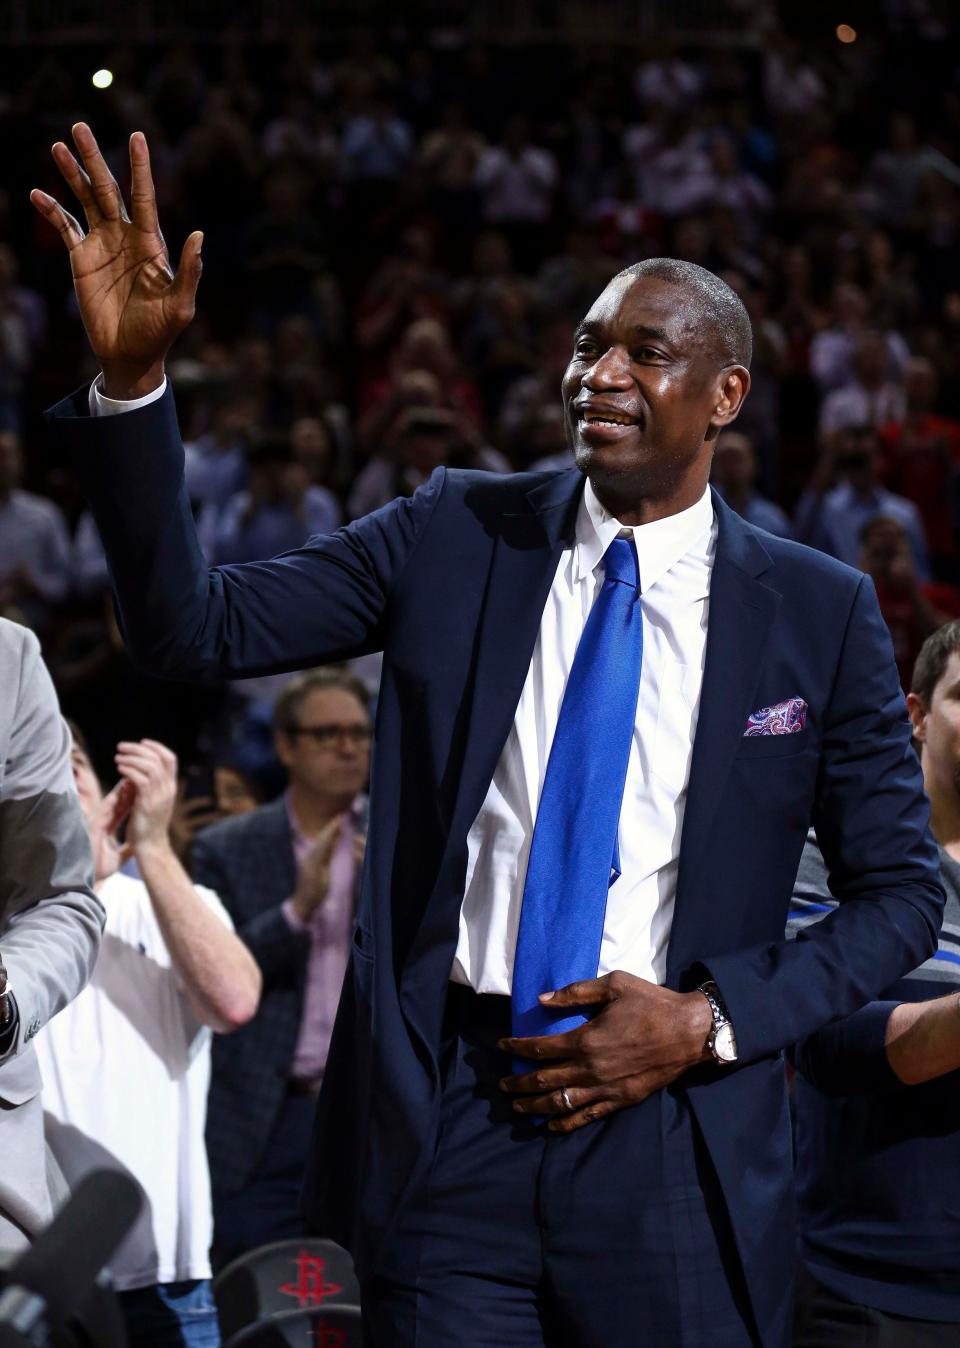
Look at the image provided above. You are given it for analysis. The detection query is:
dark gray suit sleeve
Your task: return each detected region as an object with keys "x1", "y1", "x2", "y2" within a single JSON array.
[
  {"x1": 190, "y1": 830, "x2": 308, "y2": 988},
  {"x1": 0, "y1": 626, "x2": 102, "y2": 1059}
]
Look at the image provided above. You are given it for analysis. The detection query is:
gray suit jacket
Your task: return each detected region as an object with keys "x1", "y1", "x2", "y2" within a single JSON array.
[{"x1": 0, "y1": 618, "x2": 102, "y2": 1250}]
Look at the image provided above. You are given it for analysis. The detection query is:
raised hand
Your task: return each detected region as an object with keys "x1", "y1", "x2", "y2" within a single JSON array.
[{"x1": 30, "y1": 123, "x2": 202, "y2": 399}]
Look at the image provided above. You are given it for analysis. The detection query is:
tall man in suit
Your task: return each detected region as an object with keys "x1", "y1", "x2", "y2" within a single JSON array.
[
  {"x1": 36, "y1": 125, "x2": 944, "y2": 1347},
  {"x1": 0, "y1": 616, "x2": 103, "y2": 1252},
  {"x1": 190, "y1": 668, "x2": 370, "y2": 1265}
]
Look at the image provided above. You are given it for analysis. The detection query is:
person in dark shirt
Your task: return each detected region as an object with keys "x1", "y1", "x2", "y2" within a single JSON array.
[
  {"x1": 709, "y1": 430, "x2": 792, "y2": 538},
  {"x1": 791, "y1": 618, "x2": 960, "y2": 1345}
]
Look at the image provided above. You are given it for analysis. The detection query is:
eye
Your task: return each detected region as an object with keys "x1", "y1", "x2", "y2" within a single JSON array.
[
  {"x1": 632, "y1": 346, "x2": 663, "y2": 362},
  {"x1": 574, "y1": 340, "x2": 598, "y2": 359}
]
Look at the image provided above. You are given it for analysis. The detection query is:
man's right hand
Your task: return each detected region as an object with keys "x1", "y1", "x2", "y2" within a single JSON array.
[{"x1": 30, "y1": 123, "x2": 202, "y2": 399}]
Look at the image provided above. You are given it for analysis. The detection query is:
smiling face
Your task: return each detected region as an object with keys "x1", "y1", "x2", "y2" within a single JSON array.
[{"x1": 561, "y1": 273, "x2": 750, "y2": 522}]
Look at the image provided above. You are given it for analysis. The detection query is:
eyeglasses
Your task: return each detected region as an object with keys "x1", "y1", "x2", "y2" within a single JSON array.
[{"x1": 286, "y1": 724, "x2": 372, "y2": 748}]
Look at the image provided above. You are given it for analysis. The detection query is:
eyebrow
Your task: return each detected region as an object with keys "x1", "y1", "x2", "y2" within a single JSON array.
[{"x1": 571, "y1": 319, "x2": 674, "y2": 347}]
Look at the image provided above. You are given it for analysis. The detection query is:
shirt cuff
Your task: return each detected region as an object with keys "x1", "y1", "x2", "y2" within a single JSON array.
[
  {"x1": 0, "y1": 993, "x2": 20, "y2": 1060},
  {"x1": 282, "y1": 898, "x2": 309, "y2": 934},
  {"x1": 89, "y1": 373, "x2": 168, "y2": 417}
]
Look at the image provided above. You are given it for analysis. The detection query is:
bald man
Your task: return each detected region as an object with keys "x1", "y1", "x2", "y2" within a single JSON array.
[{"x1": 38, "y1": 125, "x2": 941, "y2": 1347}]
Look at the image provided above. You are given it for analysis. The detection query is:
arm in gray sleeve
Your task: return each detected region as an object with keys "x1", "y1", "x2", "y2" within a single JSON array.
[{"x1": 0, "y1": 623, "x2": 103, "y2": 1059}]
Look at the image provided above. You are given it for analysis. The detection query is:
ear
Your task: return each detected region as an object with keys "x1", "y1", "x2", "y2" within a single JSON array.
[
  {"x1": 274, "y1": 732, "x2": 295, "y2": 770},
  {"x1": 906, "y1": 692, "x2": 927, "y2": 743},
  {"x1": 706, "y1": 366, "x2": 751, "y2": 441}
]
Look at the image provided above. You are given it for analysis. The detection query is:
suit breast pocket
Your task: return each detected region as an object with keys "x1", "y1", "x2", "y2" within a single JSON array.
[{"x1": 735, "y1": 729, "x2": 815, "y2": 761}]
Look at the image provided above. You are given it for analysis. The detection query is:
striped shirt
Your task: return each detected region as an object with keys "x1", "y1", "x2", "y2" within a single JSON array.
[{"x1": 788, "y1": 831, "x2": 960, "y2": 1322}]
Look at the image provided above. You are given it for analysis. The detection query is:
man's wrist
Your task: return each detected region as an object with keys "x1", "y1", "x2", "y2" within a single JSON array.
[
  {"x1": 101, "y1": 361, "x2": 166, "y2": 401},
  {"x1": 134, "y1": 836, "x2": 177, "y2": 869},
  {"x1": 681, "y1": 989, "x2": 715, "y2": 1064}
]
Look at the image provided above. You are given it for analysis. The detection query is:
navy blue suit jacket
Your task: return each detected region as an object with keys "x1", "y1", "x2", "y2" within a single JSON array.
[
  {"x1": 190, "y1": 799, "x2": 306, "y2": 1197},
  {"x1": 49, "y1": 384, "x2": 943, "y2": 1347}
]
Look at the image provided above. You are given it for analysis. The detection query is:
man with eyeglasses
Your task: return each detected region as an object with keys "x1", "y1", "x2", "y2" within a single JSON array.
[{"x1": 190, "y1": 667, "x2": 370, "y2": 1265}]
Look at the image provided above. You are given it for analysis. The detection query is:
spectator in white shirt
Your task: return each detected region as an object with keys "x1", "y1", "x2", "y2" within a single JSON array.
[
  {"x1": 475, "y1": 118, "x2": 558, "y2": 226},
  {"x1": 819, "y1": 332, "x2": 907, "y2": 439},
  {"x1": 36, "y1": 730, "x2": 260, "y2": 1348},
  {"x1": 809, "y1": 283, "x2": 909, "y2": 395},
  {"x1": 208, "y1": 430, "x2": 341, "y2": 565},
  {"x1": 183, "y1": 394, "x2": 255, "y2": 518},
  {"x1": 0, "y1": 430, "x2": 71, "y2": 628},
  {"x1": 632, "y1": 46, "x2": 703, "y2": 112}
]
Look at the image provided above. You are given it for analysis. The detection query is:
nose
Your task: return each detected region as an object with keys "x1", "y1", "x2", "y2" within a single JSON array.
[{"x1": 580, "y1": 344, "x2": 633, "y2": 392}]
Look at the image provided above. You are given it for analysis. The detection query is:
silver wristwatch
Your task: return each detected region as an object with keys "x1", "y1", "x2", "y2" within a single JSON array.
[{"x1": 699, "y1": 980, "x2": 738, "y2": 1064}]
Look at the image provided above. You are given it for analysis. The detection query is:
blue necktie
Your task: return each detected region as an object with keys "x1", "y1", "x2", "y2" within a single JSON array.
[{"x1": 511, "y1": 536, "x2": 643, "y2": 1063}]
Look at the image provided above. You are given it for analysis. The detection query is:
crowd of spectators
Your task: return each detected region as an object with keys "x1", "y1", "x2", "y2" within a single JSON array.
[
  {"x1": 1, "y1": 8, "x2": 959, "y2": 805},
  {"x1": 2, "y1": 8, "x2": 960, "y2": 1328}
]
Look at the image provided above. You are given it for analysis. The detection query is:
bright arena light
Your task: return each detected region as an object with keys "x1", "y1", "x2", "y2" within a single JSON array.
[
  {"x1": 836, "y1": 23, "x2": 857, "y2": 43},
  {"x1": 92, "y1": 68, "x2": 114, "y2": 89}
]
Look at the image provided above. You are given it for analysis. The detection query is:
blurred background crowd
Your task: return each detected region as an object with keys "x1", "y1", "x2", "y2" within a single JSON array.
[{"x1": 2, "y1": 0, "x2": 959, "y2": 845}]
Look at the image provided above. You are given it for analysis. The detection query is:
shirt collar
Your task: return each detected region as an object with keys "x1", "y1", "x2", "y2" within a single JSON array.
[{"x1": 574, "y1": 479, "x2": 715, "y2": 592}]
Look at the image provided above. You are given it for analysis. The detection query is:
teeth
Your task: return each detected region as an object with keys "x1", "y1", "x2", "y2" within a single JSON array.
[{"x1": 584, "y1": 414, "x2": 632, "y2": 426}]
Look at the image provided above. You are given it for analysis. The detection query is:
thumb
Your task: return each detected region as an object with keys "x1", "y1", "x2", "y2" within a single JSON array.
[
  {"x1": 540, "y1": 977, "x2": 612, "y2": 1008},
  {"x1": 170, "y1": 230, "x2": 203, "y2": 326}
]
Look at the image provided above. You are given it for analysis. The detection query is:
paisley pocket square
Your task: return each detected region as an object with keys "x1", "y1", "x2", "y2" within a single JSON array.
[{"x1": 744, "y1": 697, "x2": 808, "y2": 737}]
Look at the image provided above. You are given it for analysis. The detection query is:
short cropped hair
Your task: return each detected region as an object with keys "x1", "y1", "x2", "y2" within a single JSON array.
[
  {"x1": 616, "y1": 257, "x2": 753, "y2": 369},
  {"x1": 273, "y1": 666, "x2": 371, "y2": 735},
  {"x1": 911, "y1": 619, "x2": 960, "y2": 706}
]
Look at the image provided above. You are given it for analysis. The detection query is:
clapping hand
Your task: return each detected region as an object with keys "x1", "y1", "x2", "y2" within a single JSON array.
[{"x1": 31, "y1": 123, "x2": 202, "y2": 399}]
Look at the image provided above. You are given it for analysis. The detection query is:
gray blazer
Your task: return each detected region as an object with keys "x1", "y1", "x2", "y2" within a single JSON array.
[{"x1": 0, "y1": 618, "x2": 102, "y2": 1251}]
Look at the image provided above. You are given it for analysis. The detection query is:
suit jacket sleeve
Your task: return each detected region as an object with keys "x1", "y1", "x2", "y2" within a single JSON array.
[
  {"x1": 785, "y1": 834, "x2": 903, "y2": 1093},
  {"x1": 705, "y1": 574, "x2": 943, "y2": 1063},
  {"x1": 45, "y1": 383, "x2": 447, "y2": 681},
  {"x1": 190, "y1": 828, "x2": 308, "y2": 988},
  {"x1": 0, "y1": 629, "x2": 103, "y2": 1059}
]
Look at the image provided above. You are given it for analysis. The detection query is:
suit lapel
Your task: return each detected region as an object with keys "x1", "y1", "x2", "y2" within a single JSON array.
[
  {"x1": 400, "y1": 470, "x2": 582, "y2": 1042},
  {"x1": 450, "y1": 471, "x2": 582, "y2": 840},
  {"x1": 667, "y1": 493, "x2": 781, "y2": 982}
]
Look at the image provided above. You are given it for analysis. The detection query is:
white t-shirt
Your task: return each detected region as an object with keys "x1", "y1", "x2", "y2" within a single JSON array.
[{"x1": 35, "y1": 870, "x2": 231, "y2": 1291}]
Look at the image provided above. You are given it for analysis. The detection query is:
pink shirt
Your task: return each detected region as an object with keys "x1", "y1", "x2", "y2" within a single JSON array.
[{"x1": 282, "y1": 795, "x2": 362, "y2": 1082}]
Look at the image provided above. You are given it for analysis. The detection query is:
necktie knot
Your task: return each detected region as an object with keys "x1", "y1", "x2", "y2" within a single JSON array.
[{"x1": 603, "y1": 536, "x2": 639, "y2": 590}]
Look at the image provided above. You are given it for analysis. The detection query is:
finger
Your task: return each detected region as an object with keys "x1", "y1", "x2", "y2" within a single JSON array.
[
  {"x1": 122, "y1": 741, "x2": 172, "y2": 776},
  {"x1": 500, "y1": 1065, "x2": 596, "y2": 1095},
  {"x1": 510, "y1": 1085, "x2": 605, "y2": 1116},
  {"x1": 71, "y1": 122, "x2": 124, "y2": 220},
  {"x1": 180, "y1": 795, "x2": 215, "y2": 815},
  {"x1": 180, "y1": 812, "x2": 220, "y2": 832},
  {"x1": 29, "y1": 189, "x2": 85, "y2": 252},
  {"x1": 49, "y1": 141, "x2": 101, "y2": 223},
  {"x1": 128, "y1": 131, "x2": 159, "y2": 233},
  {"x1": 540, "y1": 976, "x2": 617, "y2": 1009},
  {"x1": 115, "y1": 763, "x2": 150, "y2": 790},
  {"x1": 168, "y1": 231, "x2": 203, "y2": 329},
  {"x1": 548, "y1": 1097, "x2": 622, "y2": 1133},
  {"x1": 140, "y1": 739, "x2": 177, "y2": 767},
  {"x1": 498, "y1": 1028, "x2": 582, "y2": 1061},
  {"x1": 115, "y1": 747, "x2": 165, "y2": 774}
]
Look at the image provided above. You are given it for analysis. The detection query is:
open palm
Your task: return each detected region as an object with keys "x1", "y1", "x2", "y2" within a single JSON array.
[{"x1": 30, "y1": 122, "x2": 202, "y2": 392}]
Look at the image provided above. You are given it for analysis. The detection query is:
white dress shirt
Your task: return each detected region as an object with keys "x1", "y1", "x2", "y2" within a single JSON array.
[{"x1": 452, "y1": 481, "x2": 716, "y2": 995}]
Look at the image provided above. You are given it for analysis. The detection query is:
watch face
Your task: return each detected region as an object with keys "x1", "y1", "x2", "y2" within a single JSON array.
[{"x1": 715, "y1": 1023, "x2": 738, "y2": 1063}]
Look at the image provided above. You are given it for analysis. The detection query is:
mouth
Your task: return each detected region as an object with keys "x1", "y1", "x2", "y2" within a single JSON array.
[{"x1": 575, "y1": 403, "x2": 642, "y2": 443}]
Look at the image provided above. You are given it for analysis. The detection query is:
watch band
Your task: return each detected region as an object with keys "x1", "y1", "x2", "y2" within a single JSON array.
[{"x1": 699, "y1": 979, "x2": 737, "y2": 1062}]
